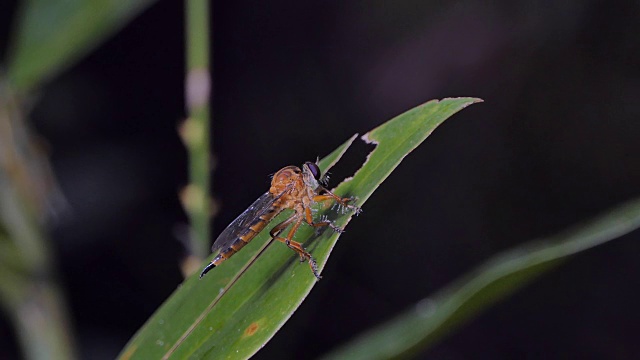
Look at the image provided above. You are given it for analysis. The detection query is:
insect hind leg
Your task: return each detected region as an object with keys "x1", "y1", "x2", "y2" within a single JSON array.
[
  {"x1": 270, "y1": 216, "x2": 322, "y2": 280},
  {"x1": 272, "y1": 235, "x2": 321, "y2": 279}
]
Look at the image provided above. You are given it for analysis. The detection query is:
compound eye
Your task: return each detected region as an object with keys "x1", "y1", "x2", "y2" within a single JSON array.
[{"x1": 305, "y1": 162, "x2": 322, "y2": 180}]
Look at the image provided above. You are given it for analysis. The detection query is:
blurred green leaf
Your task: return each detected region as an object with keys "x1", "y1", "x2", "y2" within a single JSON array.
[
  {"x1": 118, "y1": 98, "x2": 480, "y2": 359},
  {"x1": 322, "y1": 198, "x2": 640, "y2": 359},
  {"x1": 6, "y1": 0, "x2": 157, "y2": 93}
]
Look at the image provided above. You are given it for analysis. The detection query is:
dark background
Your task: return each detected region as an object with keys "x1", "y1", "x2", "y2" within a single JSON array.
[{"x1": 1, "y1": 1, "x2": 640, "y2": 359}]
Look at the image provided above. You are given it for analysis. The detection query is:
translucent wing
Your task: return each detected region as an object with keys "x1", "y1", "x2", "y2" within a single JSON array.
[{"x1": 210, "y1": 191, "x2": 277, "y2": 254}]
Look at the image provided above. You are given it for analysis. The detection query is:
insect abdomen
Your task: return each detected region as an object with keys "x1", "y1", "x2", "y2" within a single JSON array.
[{"x1": 212, "y1": 205, "x2": 282, "y2": 266}]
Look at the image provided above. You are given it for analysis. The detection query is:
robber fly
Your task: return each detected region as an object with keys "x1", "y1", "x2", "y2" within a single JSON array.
[{"x1": 199, "y1": 161, "x2": 360, "y2": 280}]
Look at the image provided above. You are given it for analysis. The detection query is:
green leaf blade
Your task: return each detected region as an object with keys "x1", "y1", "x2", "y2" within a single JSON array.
[
  {"x1": 118, "y1": 98, "x2": 481, "y2": 359},
  {"x1": 321, "y1": 198, "x2": 640, "y2": 360},
  {"x1": 119, "y1": 134, "x2": 360, "y2": 360}
]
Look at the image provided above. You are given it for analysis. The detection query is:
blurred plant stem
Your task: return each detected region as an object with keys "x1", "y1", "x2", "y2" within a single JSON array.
[
  {"x1": 0, "y1": 82, "x2": 76, "y2": 359},
  {"x1": 180, "y1": 0, "x2": 212, "y2": 271}
]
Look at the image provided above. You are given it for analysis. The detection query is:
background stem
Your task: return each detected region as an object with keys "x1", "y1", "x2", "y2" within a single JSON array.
[{"x1": 183, "y1": 0, "x2": 212, "y2": 262}]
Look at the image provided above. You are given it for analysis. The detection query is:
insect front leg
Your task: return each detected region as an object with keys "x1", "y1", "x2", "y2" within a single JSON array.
[
  {"x1": 270, "y1": 215, "x2": 321, "y2": 280},
  {"x1": 313, "y1": 187, "x2": 362, "y2": 215}
]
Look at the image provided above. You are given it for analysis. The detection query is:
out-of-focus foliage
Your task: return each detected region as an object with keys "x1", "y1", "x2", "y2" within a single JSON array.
[
  {"x1": 7, "y1": 0, "x2": 156, "y2": 93},
  {"x1": 323, "y1": 198, "x2": 640, "y2": 359},
  {"x1": 1, "y1": 1, "x2": 157, "y2": 359}
]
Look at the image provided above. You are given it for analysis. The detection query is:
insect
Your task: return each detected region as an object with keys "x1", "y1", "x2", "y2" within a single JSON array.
[{"x1": 199, "y1": 161, "x2": 360, "y2": 280}]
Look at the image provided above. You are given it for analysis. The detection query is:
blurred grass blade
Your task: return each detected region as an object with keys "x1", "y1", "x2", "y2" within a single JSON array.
[
  {"x1": 322, "y1": 198, "x2": 640, "y2": 360},
  {"x1": 0, "y1": 82, "x2": 77, "y2": 358},
  {"x1": 118, "y1": 98, "x2": 481, "y2": 360},
  {"x1": 6, "y1": 0, "x2": 157, "y2": 93}
]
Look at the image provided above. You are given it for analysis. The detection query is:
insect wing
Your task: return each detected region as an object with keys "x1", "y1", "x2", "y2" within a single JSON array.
[{"x1": 210, "y1": 191, "x2": 277, "y2": 254}]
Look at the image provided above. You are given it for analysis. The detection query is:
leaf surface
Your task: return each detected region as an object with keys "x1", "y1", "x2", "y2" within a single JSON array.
[{"x1": 118, "y1": 98, "x2": 481, "y2": 359}]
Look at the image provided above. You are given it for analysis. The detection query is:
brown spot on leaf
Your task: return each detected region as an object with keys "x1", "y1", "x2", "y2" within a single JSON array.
[{"x1": 244, "y1": 322, "x2": 259, "y2": 336}]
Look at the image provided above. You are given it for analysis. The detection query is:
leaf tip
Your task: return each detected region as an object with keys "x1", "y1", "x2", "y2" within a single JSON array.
[
  {"x1": 457, "y1": 97, "x2": 484, "y2": 106},
  {"x1": 434, "y1": 96, "x2": 483, "y2": 107}
]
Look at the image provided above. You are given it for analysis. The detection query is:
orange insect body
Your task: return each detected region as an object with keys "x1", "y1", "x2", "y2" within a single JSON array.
[{"x1": 200, "y1": 162, "x2": 359, "y2": 280}]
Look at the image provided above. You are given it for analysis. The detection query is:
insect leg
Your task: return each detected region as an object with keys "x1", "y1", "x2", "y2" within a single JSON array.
[
  {"x1": 304, "y1": 207, "x2": 344, "y2": 234},
  {"x1": 270, "y1": 215, "x2": 321, "y2": 280},
  {"x1": 313, "y1": 187, "x2": 361, "y2": 214},
  {"x1": 271, "y1": 216, "x2": 308, "y2": 261},
  {"x1": 270, "y1": 215, "x2": 307, "y2": 262},
  {"x1": 269, "y1": 214, "x2": 296, "y2": 238}
]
